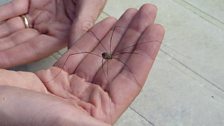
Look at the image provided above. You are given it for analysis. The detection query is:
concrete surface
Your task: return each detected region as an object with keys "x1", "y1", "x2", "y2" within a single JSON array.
[{"x1": 1, "y1": 0, "x2": 224, "y2": 126}]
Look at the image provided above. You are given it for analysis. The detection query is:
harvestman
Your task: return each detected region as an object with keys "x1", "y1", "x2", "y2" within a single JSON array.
[
  {"x1": 48, "y1": 25, "x2": 160, "y2": 84},
  {"x1": 44, "y1": 25, "x2": 161, "y2": 123}
]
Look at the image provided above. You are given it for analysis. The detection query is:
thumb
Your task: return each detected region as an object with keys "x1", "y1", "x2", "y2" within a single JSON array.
[{"x1": 69, "y1": 0, "x2": 107, "y2": 48}]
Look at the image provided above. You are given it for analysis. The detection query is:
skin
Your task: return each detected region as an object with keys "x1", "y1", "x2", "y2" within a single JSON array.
[
  {"x1": 0, "y1": 4, "x2": 165, "y2": 126},
  {"x1": 0, "y1": 0, "x2": 106, "y2": 68}
]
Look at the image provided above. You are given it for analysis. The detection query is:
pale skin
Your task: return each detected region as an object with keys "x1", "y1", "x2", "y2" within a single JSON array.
[
  {"x1": 0, "y1": 4, "x2": 165, "y2": 126},
  {"x1": 0, "y1": 0, "x2": 106, "y2": 68}
]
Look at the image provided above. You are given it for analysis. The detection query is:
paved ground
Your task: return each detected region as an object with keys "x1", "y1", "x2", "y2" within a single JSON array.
[{"x1": 1, "y1": 0, "x2": 224, "y2": 126}]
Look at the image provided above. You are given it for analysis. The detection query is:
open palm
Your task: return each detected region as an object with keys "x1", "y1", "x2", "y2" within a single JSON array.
[
  {"x1": 0, "y1": 4, "x2": 164, "y2": 126},
  {"x1": 37, "y1": 4, "x2": 164, "y2": 124},
  {"x1": 0, "y1": 0, "x2": 105, "y2": 68}
]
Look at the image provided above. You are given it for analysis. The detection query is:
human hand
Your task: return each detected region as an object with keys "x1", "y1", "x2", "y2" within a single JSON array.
[
  {"x1": 0, "y1": 69, "x2": 110, "y2": 126},
  {"x1": 38, "y1": 3, "x2": 165, "y2": 124},
  {"x1": 0, "y1": 86, "x2": 110, "y2": 126},
  {"x1": 0, "y1": 4, "x2": 164, "y2": 125},
  {"x1": 0, "y1": 0, "x2": 106, "y2": 68}
]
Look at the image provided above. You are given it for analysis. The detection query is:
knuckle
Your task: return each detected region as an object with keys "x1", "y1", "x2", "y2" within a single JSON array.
[
  {"x1": 113, "y1": 26, "x2": 125, "y2": 35},
  {"x1": 80, "y1": 20, "x2": 94, "y2": 32}
]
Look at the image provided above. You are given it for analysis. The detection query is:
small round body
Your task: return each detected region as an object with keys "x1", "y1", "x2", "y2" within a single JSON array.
[{"x1": 102, "y1": 52, "x2": 113, "y2": 60}]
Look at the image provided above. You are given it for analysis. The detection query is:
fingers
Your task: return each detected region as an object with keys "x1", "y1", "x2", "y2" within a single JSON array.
[
  {"x1": 0, "y1": 17, "x2": 25, "y2": 38},
  {"x1": 69, "y1": 0, "x2": 107, "y2": 47},
  {"x1": 120, "y1": 24, "x2": 165, "y2": 88},
  {"x1": 55, "y1": 17, "x2": 116, "y2": 74},
  {"x1": 114, "y1": 4, "x2": 157, "y2": 61},
  {"x1": 75, "y1": 8, "x2": 138, "y2": 83},
  {"x1": 109, "y1": 24, "x2": 165, "y2": 115},
  {"x1": 0, "y1": 35, "x2": 63, "y2": 68},
  {"x1": 0, "y1": 0, "x2": 29, "y2": 21},
  {"x1": 93, "y1": 4, "x2": 157, "y2": 87},
  {"x1": 0, "y1": 29, "x2": 39, "y2": 51}
]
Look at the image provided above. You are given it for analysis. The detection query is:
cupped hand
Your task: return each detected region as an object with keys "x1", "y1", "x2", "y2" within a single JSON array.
[
  {"x1": 0, "y1": 4, "x2": 165, "y2": 125},
  {"x1": 0, "y1": 0, "x2": 106, "y2": 68}
]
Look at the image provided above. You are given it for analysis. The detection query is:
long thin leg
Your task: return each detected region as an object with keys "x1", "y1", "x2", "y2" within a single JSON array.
[
  {"x1": 102, "y1": 59, "x2": 113, "y2": 124},
  {"x1": 107, "y1": 60, "x2": 109, "y2": 77},
  {"x1": 115, "y1": 40, "x2": 161, "y2": 54},
  {"x1": 46, "y1": 51, "x2": 101, "y2": 83},
  {"x1": 113, "y1": 51, "x2": 143, "y2": 57},
  {"x1": 110, "y1": 26, "x2": 116, "y2": 54},
  {"x1": 89, "y1": 30, "x2": 107, "y2": 52},
  {"x1": 57, "y1": 51, "x2": 101, "y2": 68},
  {"x1": 113, "y1": 58, "x2": 141, "y2": 87}
]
